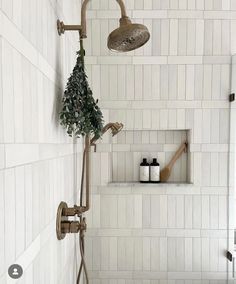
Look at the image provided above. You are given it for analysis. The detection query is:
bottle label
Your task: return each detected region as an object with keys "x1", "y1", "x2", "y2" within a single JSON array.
[
  {"x1": 150, "y1": 166, "x2": 160, "y2": 182},
  {"x1": 140, "y1": 166, "x2": 149, "y2": 182}
]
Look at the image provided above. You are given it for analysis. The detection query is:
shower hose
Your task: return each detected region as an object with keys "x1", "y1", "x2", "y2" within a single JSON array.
[
  {"x1": 77, "y1": 148, "x2": 89, "y2": 284},
  {"x1": 77, "y1": 38, "x2": 89, "y2": 284}
]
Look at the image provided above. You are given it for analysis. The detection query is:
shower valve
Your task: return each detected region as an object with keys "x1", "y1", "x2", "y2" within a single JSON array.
[
  {"x1": 56, "y1": 202, "x2": 87, "y2": 240},
  {"x1": 61, "y1": 219, "x2": 87, "y2": 234}
]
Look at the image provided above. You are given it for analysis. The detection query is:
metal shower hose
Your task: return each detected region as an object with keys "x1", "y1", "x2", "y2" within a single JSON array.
[
  {"x1": 77, "y1": 148, "x2": 89, "y2": 284},
  {"x1": 77, "y1": 38, "x2": 89, "y2": 284}
]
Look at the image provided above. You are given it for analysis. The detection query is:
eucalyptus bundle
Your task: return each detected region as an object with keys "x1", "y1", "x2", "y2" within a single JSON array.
[{"x1": 60, "y1": 51, "x2": 103, "y2": 138}]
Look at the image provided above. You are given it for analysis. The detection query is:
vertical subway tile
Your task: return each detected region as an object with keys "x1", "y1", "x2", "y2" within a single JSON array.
[
  {"x1": 168, "y1": 65, "x2": 178, "y2": 100},
  {"x1": 143, "y1": 65, "x2": 152, "y2": 100},
  {"x1": 161, "y1": 20, "x2": 170, "y2": 55},
  {"x1": 178, "y1": 20, "x2": 187, "y2": 55},
  {"x1": 2, "y1": 40, "x2": 14, "y2": 143},
  {"x1": 152, "y1": 20, "x2": 161, "y2": 56},
  {"x1": 196, "y1": 20, "x2": 204, "y2": 55},
  {"x1": 135, "y1": 65, "x2": 143, "y2": 100},
  {"x1": 178, "y1": 65, "x2": 186, "y2": 100},
  {"x1": 185, "y1": 238, "x2": 193, "y2": 271},
  {"x1": 186, "y1": 65, "x2": 195, "y2": 100},
  {"x1": 4, "y1": 169, "x2": 15, "y2": 267},
  {"x1": 15, "y1": 166, "x2": 25, "y2": 258},
  {"x1": 169, "y1": 20, "x2": 178, "y2": 56},
  {"x1": 204, "y1": 20, "x2": 213, "y2": 55},
  {"x1": 160, "y1": 66, "x2": 169, "y2": 100},
  {"x1": 187, "y1": 20, "x2": 196, "y2": 55},
  {"x1": 151, "y1": 65, "x2": 160, "y2": 100}
]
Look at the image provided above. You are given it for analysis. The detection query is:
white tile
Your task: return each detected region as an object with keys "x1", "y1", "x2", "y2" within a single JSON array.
[
  {"x1": 15, "y1": 166, "x2": 25, "y2": 258},
  {"x1": 4, "y1": 169, "x2": 15, "y2": 267},
  {"x1": 151, "y1": 65, "x2": 160, "y2": 100},
  {"x1": 187, "y1": 20, "x2": 196, "y2": 55},
  {"x1": 210, "y1": 109, "x2": 220, "y2": 143},
  {"x1": 178, "y1": 65, "x2": 186, "y2": 100},
  {"x1": 203, "y1": 65, "x2": 212, "y2": 100},
  {"x1": 176, "y1": 196, "x2": 184, "y2": 228},
  {"x1": 118, "y1": 65, "x2": 126, "y2": 100},
  {"x1": 160, "y1": 66, "x2": 169, "y2": 100},
  {"x1": 193, "y1": 196, "x2": 201, "y2": 229},
  {"x1": 204, "y1": 20, "x2": 213, "y2": 55},
  {"x1": 185, "y1": 196, "x2": 192, "y2": 229},
  {"x1": 202, "y1": 238, "x2": 210, "y2": 271},
  {"x1": 194, "y1": 65, "x2": 203, "y2": 100},
  {"x1": 160, "y1": 195, "x2": 168, "y2": 228},
  {"x1": 213, "y1": 20, "x2": 222, "y2": 55},
  {"x1": 161, "y1": 20, "x2": 169, "y2": 55},
  {"x1": 143, "y1": 65, "x2": 152, "y2": 100},
  {"x1": 212, "y1": 65, "x2": 221, "y2": 100},
  {"x1": 143, "y1": 238, "x2": 151, "y2": 271},
  {"x1": 202, "y1": 109, "x2": 211, "y2": 143},
  {"x1": 160, "y1": 110, "x2": 168, "y2": 130},
  {"x1": 126, "y1": 65, "x2": 135, "y2": 100},
  {"x1": 135, "y1": 65, "x2": 143, "y2": 100},
  {"x1": 0, "y1": 171, "x2": 5, "y2": 276},
  {"x1": 25, "y1": 165, "x2": 33, "y2": 247},
  {"x1": 193, "y1": 238, "x2": 202, "y2": 271},
  {"x1": 169, "y1": 20, "x2": 178, "y2": 56},
  {"x1": 202, "y1": 196, "x2": 210, "y2": 229},
  {"x1": 210, "y1": 196, "x2": 219, "y2": 229},
  {"x1": 5, "y1": 144, "x2": 39, "y2": 168},
  {"x1": 178, "y1": 20, "x2": 187, "y2": 55},
  {"x1": 2, "y1": 40, "x2": 14, "y2": 143},
  {"x1": 152, "y1": 20, "x2": 161, "y2": 56},
  {"x1": 185, "y1": 238, "x2": 193, "y2": 271},
  {"x1": 186, "y1": 65, "x2": 195, "y2": 100},
  {"x1": 193, "y1": 110, "x2": 202, "y2": 143},
  {"x1": 196, "y1": 20, "x2": 204, "y2": 55},
  {"x1": 151, "y1": 238, "x2": 160, "y2": 271},
  {"x1": 168, "y1": 65, "x2": 178, "y2": 100},
  {"x1": 176, "y1": 238, "x2": 185, "y2": 271}
]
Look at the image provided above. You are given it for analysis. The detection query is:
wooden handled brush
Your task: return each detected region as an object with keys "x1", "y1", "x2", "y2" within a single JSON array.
[{"x1": 160, "y1": 142, "x2": 188, "y2": 182}]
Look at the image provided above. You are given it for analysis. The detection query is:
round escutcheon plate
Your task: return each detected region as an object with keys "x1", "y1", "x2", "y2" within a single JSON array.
[{"x1": 56, "y1": 201, "x2": 68, "y2": 240}]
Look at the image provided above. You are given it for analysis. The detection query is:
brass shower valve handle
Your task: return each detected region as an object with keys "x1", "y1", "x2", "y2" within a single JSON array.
[
  {"x1": 61, "y1": 219, "x2": 87, "y2": 234},
  {"x1": 62, "y1": 205, "x2": 87, "y2": 217},
  {"x1": 56, "y1": 202, "x2": 87, "y2": 240}
]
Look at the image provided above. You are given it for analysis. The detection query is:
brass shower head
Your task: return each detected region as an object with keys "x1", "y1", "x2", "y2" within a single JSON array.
[
  {"x1": 90, "y1": 122, "x2": 124, "y2": 145},
  {"x1": 107, "y1": 17, "x2": 150, "y2": 52},
  {"x1": 57, "y1": 0, "x2": 150, "y2": 52},
  {"x1": 110, "y1": 122, "x2": 124, "y2": 136}
]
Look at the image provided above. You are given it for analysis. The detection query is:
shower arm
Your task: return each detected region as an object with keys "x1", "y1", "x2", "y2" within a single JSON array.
[{"x1": 57, "y1": 0, "x2": 129, "y2": 37}]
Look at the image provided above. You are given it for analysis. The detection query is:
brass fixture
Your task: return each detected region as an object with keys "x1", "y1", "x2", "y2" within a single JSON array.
[
  {"x1": 57, "y1": 20, "x2": 82, "y2": 36},
  {"x1": 56, "y1": 135, "x2": 90, "y2": 240},
  {"x1": 56, "y1": 202, "x2": 87, "y2": 240},
  {"x1": 56, "y1": 123, "x2": 123, "y2": 240},
  {"x1": 57, "y1": 0, "x2": 150, "y2": 52},
  {"x1": 90, "y1": 122, "x2": 124, "y2": 146}
]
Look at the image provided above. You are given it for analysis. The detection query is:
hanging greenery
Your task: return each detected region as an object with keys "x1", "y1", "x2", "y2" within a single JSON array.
[{"x1": 60, "y1": 50, "x2": 104, "y2": 138}]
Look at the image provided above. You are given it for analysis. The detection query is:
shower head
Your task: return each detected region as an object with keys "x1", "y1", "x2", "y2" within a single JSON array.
[
  {"x1": 107, "y1": 16, "x2": 150, "y2": 52},
  {"x1": 110, "y1": 122, "x2": 124, "y2": 136},
  {"x1": 90, "y1": 122, "x2": 124, "y2": 145},
  {"x1": 57, "y1": 0, "x2": 150, "y2": 52}
]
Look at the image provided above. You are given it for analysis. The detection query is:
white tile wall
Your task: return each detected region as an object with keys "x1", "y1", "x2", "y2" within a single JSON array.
[
  {"x1": 0, "y1": 0, "x2": 83, "y2": 283},
  {"x1": 85, "y1": 0, "x2": 234, "y2": 283}
]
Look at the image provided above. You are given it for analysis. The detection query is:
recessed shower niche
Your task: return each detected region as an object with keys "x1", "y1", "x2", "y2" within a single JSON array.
[{"x1": 110, "y1": 130, "x2": 191, "y2": 184}]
